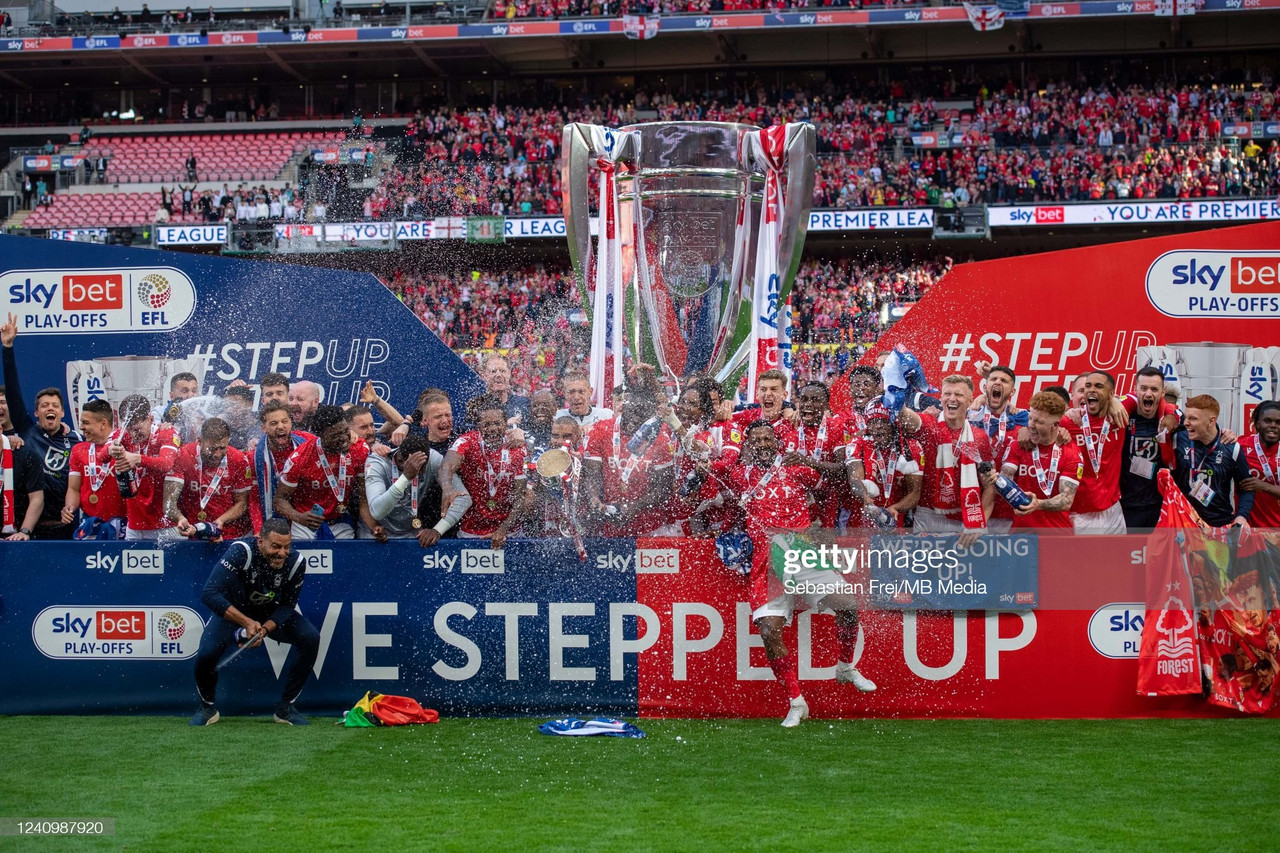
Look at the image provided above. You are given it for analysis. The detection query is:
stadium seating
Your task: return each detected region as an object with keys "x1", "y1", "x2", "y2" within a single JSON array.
[{"x1": 81, "y1": 130, "x2": 349, "y2": 185}]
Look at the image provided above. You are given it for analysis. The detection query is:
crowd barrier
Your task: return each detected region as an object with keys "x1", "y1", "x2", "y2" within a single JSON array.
[{"x1": 0, "y1": 535, "x2": 1247, "y2": 718}]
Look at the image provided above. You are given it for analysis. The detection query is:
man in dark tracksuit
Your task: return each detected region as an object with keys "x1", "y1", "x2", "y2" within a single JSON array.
[
  {"x1": 191, "y1": 518, "x2": 319, "y2": 726},
  {"x1": 2, "y1": 316, "x2": 81, "y2": 538}
]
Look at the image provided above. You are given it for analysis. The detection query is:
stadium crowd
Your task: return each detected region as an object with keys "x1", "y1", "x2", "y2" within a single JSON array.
[{"x1": 353, "y1": 80, "x2": 1280, "y2": 219}]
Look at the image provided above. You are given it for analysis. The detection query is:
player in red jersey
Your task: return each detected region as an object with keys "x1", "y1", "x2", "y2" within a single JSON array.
[
  {"x1": 439, "y1": 394, "x2": 527, "y2": 539},
  {"x1": 275, "y1": 405, "x2": 369, "y2": 540},
  {"x1": 164, "y1": 417, "x2": 252, "y2": 540},
  {"x1": 845, "y1": 404, "x2": 923, "y2": 528},
  {"x1": 909, "y1": 375, "x2": 994, "y2": 535},
  {"x1": 1240, "y1": 401, "x2": 1280, "y2": 532},
  {"x1": 731, "y1": 368, "x2": 798, "y2": 448},
  {"x1": 1062, "y1": 371, "x2": 1127, "y2": 534},
  {"x1": 62, "y1": 398, "x2": 127, "y2": 539},
  {"x1": 111, "y1": 394, "x2": 181, "y2": 541},
  {"x1": 713, "y1": 420, "x2": 873, "y2": 726},
  {"x1": 583, "y1": 385, "x2": 674, "y2": 537},
  {"x1": 996, "y1": 392, "x2": 1082, "y2": 529},
  {"x1": 248, "y1": 401, "x2": 313, "y2": 534},
  {"x1": 782, "y1": 382, "x2": 853, "y2": 528}
]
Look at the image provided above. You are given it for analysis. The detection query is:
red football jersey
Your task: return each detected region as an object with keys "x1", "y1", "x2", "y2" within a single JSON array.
[
  {"x1": 1060, "y1": 411, "x2": 1125, "y2": 514},
  {"x1": 278, "y1": 437, "x2": 369, "y2": 524},
  {"x1": 731, "y1": 409, "x2": 797, "y2": 449},
  {"x1": 584, "y1": 418, "x2": 674, "y2": 535},
  {"x1": 915, "y1": 418, "x2": 994, "y2": 512},
  {"x1": 846, "y1": 436, "x2": 924, "y2": 525},
  {"x1": 1240, "y1": 436, "x2": 1280, "y2": 529},
  {"x1": 1002, "y1": 441, "x2": 1084, "y2": 529},
  {"x1": 70, "y1": 441, "x2": 127, "y2": 521},
  {"x1": 119, "y1": 426, "x2": 181, "y2": 531},
  {"x1": 167, "y1": 444, "x2": 253, "y2": 536},
  {"x1": 450, "y1": 431, "x2": 527, "y2": 536},
  {"x1": 721, "y1": 459, "x2": 820, "y2": 532}
]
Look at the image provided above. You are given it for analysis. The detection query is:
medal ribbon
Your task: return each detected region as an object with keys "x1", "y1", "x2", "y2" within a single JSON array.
[
  {"x1": 611, "y1": 419, "x2": 644, "y2": 486},
  {"x1": 1079, "y1": 409, "x2": 1112, "y2": 474},
  {"x1": 196, "y1": 451, "x2": 229, "y2": 512},
  {"x1": 479, "y1": 436, "x2": 512, "y2": 498},
  {"x1": 1253, "y1": 435, "x2": 1279, "y2": 485},
  {"x1": 315, "y1": 438, "x2": 349, "y2": 506},
  {"x1": 1030, "y1": 443, "x2": 1061, "y2": 496}
]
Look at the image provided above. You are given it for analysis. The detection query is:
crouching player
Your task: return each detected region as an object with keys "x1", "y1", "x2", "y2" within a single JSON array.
[
  {"x1": 190, "y1": 518, "x2": 318, "y2": 727},
  {"x1": 714, "y1": 420, "x2": 875, "y2": 728}
]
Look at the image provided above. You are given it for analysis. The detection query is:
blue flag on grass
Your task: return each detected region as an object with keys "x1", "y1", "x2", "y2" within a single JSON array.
[{"x1": 538, "y1": 718, "x2": 646, "y2": 738}]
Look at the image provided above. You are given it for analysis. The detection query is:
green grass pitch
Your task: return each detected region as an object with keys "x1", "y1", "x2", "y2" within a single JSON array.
[{"x1": 1, "y1": 716, "x2": 1278, "y2": 851}]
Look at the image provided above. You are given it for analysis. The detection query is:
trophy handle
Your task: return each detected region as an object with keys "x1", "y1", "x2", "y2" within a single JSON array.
[
  {"x1": 775, "y1": 123, "x2": 817, "y2": 312},
  {"x1": 561, "y1": 122, "x2": 598, "y2": 308}
]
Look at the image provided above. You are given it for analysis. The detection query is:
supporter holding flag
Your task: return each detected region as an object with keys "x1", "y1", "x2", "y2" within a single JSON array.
[
  {"x1": 1171, "y1": 394, "x2": 1253, "y2": 529},
  {"x1": 1240, "y1": 401, "x2": 1280, "y2": 530},
  {"x1": 62, "y1": 399, "x2": 127, "y2": 540},
  {"x1": 112, "y1": 394, "x2": 181, "y2": 541},
  {"x1": 439, "y1": 394, "x2": 527, "y2": 541},
  {"x1": 165, "y1": 417, "x2": 252, "y2": 541},
  {"x1": 275, "y1": 405, "x2": 369, "y2": 540},
  {"x1": 993, "y1": 391, "x2": 1082, "y2": 529}
]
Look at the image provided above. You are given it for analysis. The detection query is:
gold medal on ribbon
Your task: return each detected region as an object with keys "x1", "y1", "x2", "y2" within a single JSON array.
[
  {"x1": 337, "y1": 503, "x2": 347, "y2": 515},
  {"x1": 411, "y1": 518, "x2": 423, "y2": 529},
  {"x1": 88, "y1": 493, "x2": 99, "y2": 505},
  {"x1": 197, "y1": 511, "x2": 207, "y2": 521}
]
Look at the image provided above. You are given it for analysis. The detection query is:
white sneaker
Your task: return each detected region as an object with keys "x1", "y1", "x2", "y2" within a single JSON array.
[
  {"x1": 836, "y1": 662, "x2": 877, "y2": 692},
  {"x1": 781, "y1": 696, "x2": 809, "y2": 728}
]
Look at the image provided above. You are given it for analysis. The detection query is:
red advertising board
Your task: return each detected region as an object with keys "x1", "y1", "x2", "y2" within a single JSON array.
[{"x1": 635, "y1": 536, "x2": 1259, "y2": 718}]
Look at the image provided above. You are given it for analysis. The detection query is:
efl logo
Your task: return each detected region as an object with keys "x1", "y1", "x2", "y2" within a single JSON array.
[
  {"x1": 97, "y1": 610, "x2": 147, "y2": 640},
  {"x1": 1034, "y1": 206, "x2": 1065, "y2": 224},
  {"x1": 1231, "y1": 256, "x2": 1280, "y2": 293},
  {"x1": 62, "y1": 275, "x2": 123, "y2": 310},
  {"x1": 635, "y1": 548, "x2": 680, "y2": 574}
]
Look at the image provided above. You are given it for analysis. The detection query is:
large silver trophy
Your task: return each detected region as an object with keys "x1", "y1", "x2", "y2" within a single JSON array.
[{"x1": 561, "y1": 121, "x2": 816, "y2": 385}]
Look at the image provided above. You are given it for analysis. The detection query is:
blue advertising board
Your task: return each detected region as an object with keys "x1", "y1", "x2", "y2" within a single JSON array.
[
  {"x1": 0, "y1": 234, "x2": 482, "y2": 424},
  {"x1": 0, "y1": 540, "x2": 640, "y2": 716}
]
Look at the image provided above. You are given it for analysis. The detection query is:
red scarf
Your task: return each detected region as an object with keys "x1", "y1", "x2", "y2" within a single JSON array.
[{"x1": 1, "y1": 434, "x2": 14, "y2": 533}]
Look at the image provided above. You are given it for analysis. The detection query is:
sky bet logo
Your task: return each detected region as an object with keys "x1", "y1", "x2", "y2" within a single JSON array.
[
  {"x1": 9, "y1": 274, "x2": 122, "y2": 310},
  {"x1": 1146, "y1": 250, "x2": 1280, "y2": 318},
  {"x1": 1, "y1": 266, "x2": 196, "y2": 335}
]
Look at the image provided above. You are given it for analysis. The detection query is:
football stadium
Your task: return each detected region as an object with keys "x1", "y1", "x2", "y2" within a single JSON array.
[{"x1": 0, "y1": 0, "x2": 1279, "y2": 847}]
